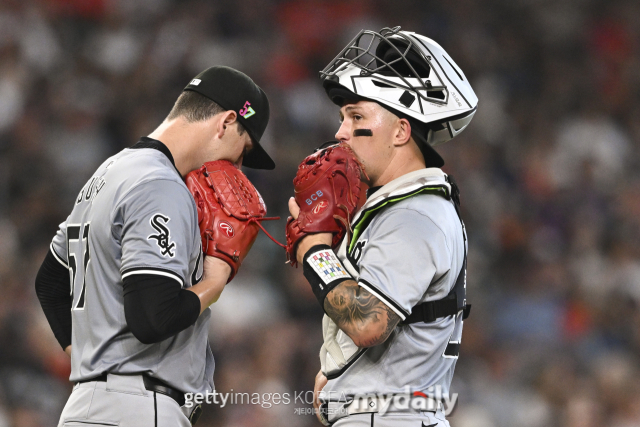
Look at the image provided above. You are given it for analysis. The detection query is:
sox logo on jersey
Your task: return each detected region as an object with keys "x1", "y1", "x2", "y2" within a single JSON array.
[{"x1": 147, "y1": 214, "x2": 176, "y2": 257}]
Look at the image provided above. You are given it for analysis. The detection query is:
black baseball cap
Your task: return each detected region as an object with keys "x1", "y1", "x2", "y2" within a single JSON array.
[{"x1": 184, "y1": 66, "x2": 274, "y2": 170}]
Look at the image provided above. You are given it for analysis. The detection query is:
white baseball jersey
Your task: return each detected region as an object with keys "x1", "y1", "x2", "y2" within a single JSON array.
[{"x1": 320, "y1": 168, "x2": 466, "y2": 402}]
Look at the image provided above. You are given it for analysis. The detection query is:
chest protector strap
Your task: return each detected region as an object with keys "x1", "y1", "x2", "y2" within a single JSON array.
[
  {"x1": 401, "y1": 248, "x2": 470, "y2": 324},
  {"x1": 402, "y1": 174, "x2": 470, "y2": 324}
]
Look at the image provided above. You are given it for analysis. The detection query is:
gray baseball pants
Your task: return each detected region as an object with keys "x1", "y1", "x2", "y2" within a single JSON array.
[
  {"x1": 57, "y1": 374, "x2": 192, "y2": 427},
  {"x1": 333, "y1": 410, "x2": 450, "y2": 427}
]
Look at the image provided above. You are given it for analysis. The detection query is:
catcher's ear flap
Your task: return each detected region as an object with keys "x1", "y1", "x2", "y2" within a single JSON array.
[{"x1": 314, "y1": 140, "x2": 341, "y2": 152}]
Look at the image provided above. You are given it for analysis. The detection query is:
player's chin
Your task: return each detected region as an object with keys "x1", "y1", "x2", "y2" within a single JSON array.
[
  {"x1": 219, "y1": 157, "x2": 242, "y2": 169},
  {"x1": 233, "y1": 154, "x2": 244, "y2": 169},
  {"x1": 356, "y1": 159, "x2": 369, "y2": 183},
  {"x1": 360, "y1": 174, "x2": 372, "y2": 188}
]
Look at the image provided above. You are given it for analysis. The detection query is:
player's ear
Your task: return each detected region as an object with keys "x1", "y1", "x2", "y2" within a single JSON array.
[
  {"x1": 392, "y1": 118, "x2": 412, "y2": 147},
  {"x1": 214, "y1": 110, "x2": 238, "y2": 138},
  {"x1": 222, "y1": 110, "x2": 238, "y2": 128}
]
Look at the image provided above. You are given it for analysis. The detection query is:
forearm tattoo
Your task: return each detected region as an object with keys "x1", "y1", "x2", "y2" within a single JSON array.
[{"x1": 324, "y1": 281, "x2": 401, "y2": 347}]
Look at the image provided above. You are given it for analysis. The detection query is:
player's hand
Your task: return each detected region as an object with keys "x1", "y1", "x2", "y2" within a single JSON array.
[
  {"x1": 288, "y1": 196, "x2": 301, "y2": 219},
  {"x1": 189, "y1": 256, "x2": 232, "y2": 313},
  {"x1": 64, "y1": 345, "x2": 72, "y2": 357},
  {"x1": 313, "y1": 370, "x2": 328, "y2": 424},
  {"x1": 203, "y1": 256, "x2": 232, "y2": 287},
  {"x1": 289, "y1": 197, "x2": 332, "y2": 264}
]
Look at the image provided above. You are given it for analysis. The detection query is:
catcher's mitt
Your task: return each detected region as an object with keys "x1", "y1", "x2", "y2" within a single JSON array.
[
  {"x1": 186, "y1": 160, "x2": 284, "y2": 282},
  {"x1": 286, "y1": 141, "x2": 367, "y2": 266}
]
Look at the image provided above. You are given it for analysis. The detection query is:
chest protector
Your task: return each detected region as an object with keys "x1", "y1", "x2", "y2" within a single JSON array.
[{"x1": 320, "y1": 168, "x2": 471, "y2": 378}]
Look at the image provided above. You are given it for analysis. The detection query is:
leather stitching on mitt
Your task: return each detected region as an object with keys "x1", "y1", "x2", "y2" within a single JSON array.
[
  {"x1": 186, "y1": 160, "x2": 284, "y2": 282},
  {"x1": 285, "y1": 142, "x2": 367, "y2": 266}
]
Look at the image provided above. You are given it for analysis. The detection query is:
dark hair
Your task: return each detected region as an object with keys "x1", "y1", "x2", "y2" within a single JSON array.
[{"x1": 167, "y1": 91, "x2": 246, "y2": 135}]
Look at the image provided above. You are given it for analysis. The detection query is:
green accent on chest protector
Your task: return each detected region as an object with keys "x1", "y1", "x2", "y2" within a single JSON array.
[{"x1": 349, "y1": 185, "x2": 450, "y2": 253}]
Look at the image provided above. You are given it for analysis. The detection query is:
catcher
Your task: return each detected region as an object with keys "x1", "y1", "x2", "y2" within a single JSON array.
[
  {"x1": 286, "y1": 27, "x2": 476, "y2": 426},
  {"x1": 34, "y1": 66, "x2": 278, "y2": 427}
]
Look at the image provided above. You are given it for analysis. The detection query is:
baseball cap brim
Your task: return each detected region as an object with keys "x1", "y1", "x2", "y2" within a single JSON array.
[{"x1": 243, "y1": 138, "x2": 275, "y2": 170}]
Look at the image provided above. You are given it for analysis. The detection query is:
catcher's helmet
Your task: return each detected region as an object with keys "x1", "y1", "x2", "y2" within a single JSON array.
[{"x1": 321, "y1": 26, "x2": 478, "y2": 166}]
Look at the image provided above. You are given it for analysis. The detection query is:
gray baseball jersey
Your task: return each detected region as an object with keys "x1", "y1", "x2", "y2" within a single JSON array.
[
  {"x1": 321, "y1": 168, "x2": 466, "y2": 402},
  {"x1": 49, "y1": 139, "x2": 213, "y2": 394}
]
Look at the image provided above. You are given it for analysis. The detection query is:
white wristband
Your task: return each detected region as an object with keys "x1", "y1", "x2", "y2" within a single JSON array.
[{"x1": 306, "y1": 248, "x2": 351, "y2": 286}]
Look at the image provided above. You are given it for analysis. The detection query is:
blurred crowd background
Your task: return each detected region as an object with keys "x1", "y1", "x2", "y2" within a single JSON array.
[{"x1": 1, "y1": 0, "x2": 639, "y2": 426}]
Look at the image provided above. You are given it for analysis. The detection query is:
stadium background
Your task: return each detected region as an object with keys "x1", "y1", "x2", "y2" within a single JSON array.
[{"x1": 0, "y1": 0, "x2": 639, "y2": 426}]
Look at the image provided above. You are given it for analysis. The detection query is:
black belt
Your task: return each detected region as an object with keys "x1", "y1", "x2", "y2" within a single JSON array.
[{"x1": 78, "y1": 374, "x2": 186, "y2": 407}]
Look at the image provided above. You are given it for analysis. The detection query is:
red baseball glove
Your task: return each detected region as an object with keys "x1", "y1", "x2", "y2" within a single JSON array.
[
  {"x1": 186, "y1": 160, "x2": 283, "y2": 282},
  {"x1": 286, "y1": 142, "x2": 367, "y2": 266}
]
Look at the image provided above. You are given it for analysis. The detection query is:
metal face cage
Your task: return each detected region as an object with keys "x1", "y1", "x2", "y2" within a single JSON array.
[{"x1": 320, "y1": 26, "x2": 450, "y2": 109}]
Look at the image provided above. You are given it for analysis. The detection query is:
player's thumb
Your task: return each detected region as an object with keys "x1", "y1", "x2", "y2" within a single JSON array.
[{"x1": 288, "y1": 197, "x2": 300, "y2": 220}]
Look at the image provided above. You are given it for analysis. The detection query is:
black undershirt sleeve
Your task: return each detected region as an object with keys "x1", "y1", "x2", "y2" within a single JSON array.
[
  {"x1": 35, "y1": 249, "x2": 72, "y2": 350},
  {"x1": 35, "y1": 248, "x2": 200, "y2": 347},
  {"x1": 123, "y1": 274, "x2": 201, "y2": 345}
]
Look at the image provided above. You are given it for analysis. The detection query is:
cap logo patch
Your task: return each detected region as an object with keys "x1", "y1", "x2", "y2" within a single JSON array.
[
  {"x1": 239, "y1": 101, "x2": 256, "y2": 119},
  {"x1": 190, "y1": 78, "x2": 201, "y2": 86}
]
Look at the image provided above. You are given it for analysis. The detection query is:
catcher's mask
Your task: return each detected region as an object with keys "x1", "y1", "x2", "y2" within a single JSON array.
[{"x1": 320, "y1": 26, "x2": 478, "y2": 166}]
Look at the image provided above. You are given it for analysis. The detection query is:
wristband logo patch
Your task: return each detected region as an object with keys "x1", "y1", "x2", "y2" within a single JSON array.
[
  {"x1": 307, "y1": 249, "x2": 350, "y2": 285},
  {"x1": 219, "y1": 221, "x2": 235, "y2": 237}
]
